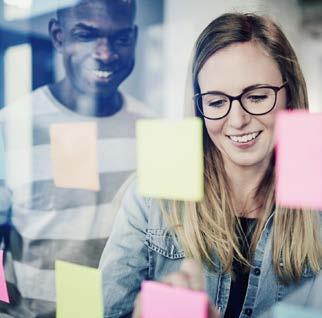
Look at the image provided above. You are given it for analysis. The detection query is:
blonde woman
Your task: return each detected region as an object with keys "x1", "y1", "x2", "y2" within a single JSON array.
[{"x1": 99, "y1": 13, "x2": 322, "y2": 318}]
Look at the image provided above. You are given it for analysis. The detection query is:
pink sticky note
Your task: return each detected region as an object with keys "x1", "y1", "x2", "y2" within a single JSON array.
[
  {"x1": 0, "y1": 250, "x2": 9, "y2": 303},
  {"x1": 50, "y1": 122, "x2": 100, "y2": 191},
  {"x1": 141, "y1": 281, "x2": 208, "y2": 318},
  {"x1": 276, "y1": 110, "x2": 322, "y2": 209}
]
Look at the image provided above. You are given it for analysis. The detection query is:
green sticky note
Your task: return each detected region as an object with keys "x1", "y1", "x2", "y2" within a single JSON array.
[
  {"x1": 55, "y1": 260, "x2": 103, "y2": 318},
  {"x1": 273, "y1": 303, "x2": 322, "y2": 318},
  {"x1": 137, "y1": 117, "x2": 204, "y2": 201}
]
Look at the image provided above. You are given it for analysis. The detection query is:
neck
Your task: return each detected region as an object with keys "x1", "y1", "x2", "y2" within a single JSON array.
[
  {"x1": 224, "y1": 156, "x2": 270, "y2": 218},
  {"x1": 49, "y1": 79, "x2": 123, "y2": 117}
]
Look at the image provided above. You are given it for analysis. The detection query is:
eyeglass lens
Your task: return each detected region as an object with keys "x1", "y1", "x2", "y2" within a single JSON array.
[{"x1": 199, "y1": 87, "x2": 277, "y2": 119}]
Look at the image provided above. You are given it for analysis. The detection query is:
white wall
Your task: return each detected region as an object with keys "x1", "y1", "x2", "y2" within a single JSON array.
[{"x1": 300, "y1": 37, "x2": 322, "y2": 113}]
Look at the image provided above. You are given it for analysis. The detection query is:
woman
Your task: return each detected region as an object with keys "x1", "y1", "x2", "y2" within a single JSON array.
[{"x1": 99, "y1": 13, "x2": 322, "y2": 318}]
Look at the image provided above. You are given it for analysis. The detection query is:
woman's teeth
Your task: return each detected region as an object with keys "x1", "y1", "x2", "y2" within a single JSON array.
[
  {"x1": 229, "y1": 132, "x2": 260, "y2": 143},
  {"x1": 93, "y1": 70, "x2": 113, "y2": 79}
]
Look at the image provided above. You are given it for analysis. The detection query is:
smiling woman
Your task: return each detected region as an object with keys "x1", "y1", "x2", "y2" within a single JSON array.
[
  {"x1": 198, "y1": 41, "x2": 287, "y2": 169},
  {"x1": 98, "y1": 12, "x2": 322, "y2": 318}
]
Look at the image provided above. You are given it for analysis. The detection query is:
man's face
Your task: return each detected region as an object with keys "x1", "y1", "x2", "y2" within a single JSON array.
[{"x1": 56, "y1": 0, "x2": 137, "y2": 97}]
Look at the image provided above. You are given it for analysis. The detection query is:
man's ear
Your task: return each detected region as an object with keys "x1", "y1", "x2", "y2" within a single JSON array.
[{"x1": 48, "y1": 18, "x2": 64, "y2": 52}]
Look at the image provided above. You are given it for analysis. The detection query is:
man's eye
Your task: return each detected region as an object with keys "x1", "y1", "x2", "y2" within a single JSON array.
[
  {"x1": 72, "y1": 33, "x2": 96, "y2": 41},
  {"x1": 114, "y1": 32, "x2": 136, "y2": 46},
  {"x1": 114, "y1": 36, "x2": 134, "y2": 46},
  {"x1": 115, "y1": 37, "x2": 131, "y2": 45}
]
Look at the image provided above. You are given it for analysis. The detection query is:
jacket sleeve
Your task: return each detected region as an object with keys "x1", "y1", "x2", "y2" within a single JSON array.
[{"x1": 99, "y1": 178, "x2": 150, "y2": 318}]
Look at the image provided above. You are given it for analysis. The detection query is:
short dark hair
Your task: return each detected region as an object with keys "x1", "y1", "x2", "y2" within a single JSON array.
[{"x1": 56, "y1": 0, "x2": 136, "y2": 26}]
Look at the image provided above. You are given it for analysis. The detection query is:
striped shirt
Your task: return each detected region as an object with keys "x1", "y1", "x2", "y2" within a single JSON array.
[{"x1": 0, "y1": 86, "x2": 154, "y2": 317}]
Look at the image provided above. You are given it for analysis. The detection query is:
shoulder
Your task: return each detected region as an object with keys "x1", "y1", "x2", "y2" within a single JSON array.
[
  {"x1": 118, "y1": 175, "x2": 166, "y2": 228},
  {"x1": 0, "y1": 85, "x2": 56, "y2": 121},
  {"x1": 122, "y1": 93, "x2": 158, "y2": 118},
  {"x1": 121, "y1": 175, "x2": 154, "y2": 215},
  {"x1": 3, "y1": 85, "x2": 48, "y2": 108}
]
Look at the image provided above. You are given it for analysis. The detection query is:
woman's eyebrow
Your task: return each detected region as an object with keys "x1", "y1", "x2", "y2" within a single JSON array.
[
  {"x1": 205, "y1": 83, "x2": 274, "y2": 95},
  {"x1": 242, "y1": 83, "x2": 273, "y2": 92}
]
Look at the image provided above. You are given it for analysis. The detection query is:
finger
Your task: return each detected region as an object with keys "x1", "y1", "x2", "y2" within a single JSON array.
[
  {"x1": 179, "y1": 258, "x2": 204, "y2": 290},
  {"x1": 132, "y1": 293, "x2": 141, "y2": 318},
  {"x1": 161, "y1": 272, "x2": 190, "y2": 289},
  {"x1": 209, "y1": 304, "x2": 221, "y2": 318}
]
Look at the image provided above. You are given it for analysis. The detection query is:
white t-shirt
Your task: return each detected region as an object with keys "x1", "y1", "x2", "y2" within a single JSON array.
[{"x1": 0, "y1": 85, "x2": 154, "y2": 317}]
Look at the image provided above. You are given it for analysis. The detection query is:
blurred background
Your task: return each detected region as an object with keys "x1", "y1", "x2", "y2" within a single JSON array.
[{"x1": 0, "y1": 0, "x2": 321, "y2": 116}]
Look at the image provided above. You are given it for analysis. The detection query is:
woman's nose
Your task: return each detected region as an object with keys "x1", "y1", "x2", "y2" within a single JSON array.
[{"x1": 227, "y1": 99, "x2": 251, "y2": 129}]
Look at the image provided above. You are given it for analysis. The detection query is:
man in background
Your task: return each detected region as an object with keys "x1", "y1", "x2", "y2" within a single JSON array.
[{"x1": 0, "y1": 0, "x2": 153, "y2": 316}]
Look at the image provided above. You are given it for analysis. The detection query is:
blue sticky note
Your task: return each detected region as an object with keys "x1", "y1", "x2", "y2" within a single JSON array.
[
  {"x1": 0, "y1": 131, "x2": 5, "y2": 179},
  {"x1": 273, "y1": 303, "x2": 322, "y2": 318}
]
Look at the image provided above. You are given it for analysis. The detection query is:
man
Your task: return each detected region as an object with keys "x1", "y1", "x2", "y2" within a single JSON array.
[
  {"x1": 0, "y1": 0, "x2": 153, "y2": 316},
  {"x1": 49, "y1": 0, "x2": 139, "y2": 117}
]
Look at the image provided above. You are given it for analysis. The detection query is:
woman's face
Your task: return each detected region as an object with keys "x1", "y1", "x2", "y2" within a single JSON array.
[{"x1": 198, "y1": 41, "x2": 287, "y2": 169}]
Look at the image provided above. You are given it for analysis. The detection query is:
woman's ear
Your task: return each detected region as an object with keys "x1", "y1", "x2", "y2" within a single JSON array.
[{"x1": 48, "y1": 18, "x2": 64, "y2": 52}]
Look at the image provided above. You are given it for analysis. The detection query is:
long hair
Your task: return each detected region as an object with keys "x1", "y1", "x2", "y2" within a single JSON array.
[{"x1": 163, "y1": 13, "x2": 321, "y2": 283}]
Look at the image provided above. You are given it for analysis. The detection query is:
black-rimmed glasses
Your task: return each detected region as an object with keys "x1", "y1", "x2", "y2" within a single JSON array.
[{"x1": 194, "y1": 83, "x2": 287, "y2": 120}]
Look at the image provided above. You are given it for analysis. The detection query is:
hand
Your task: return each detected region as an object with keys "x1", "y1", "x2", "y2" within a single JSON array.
[{"x1": 132, "y1": 259, "x2": 220, "y2": 318}]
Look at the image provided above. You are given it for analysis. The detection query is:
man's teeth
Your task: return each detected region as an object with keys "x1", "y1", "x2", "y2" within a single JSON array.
[
  {"x1": 93, "y1": 70, "x2": 113, "y2": 78},
  {"x1": 229, "y1": 132, "x2": 259, "y2": 143}
]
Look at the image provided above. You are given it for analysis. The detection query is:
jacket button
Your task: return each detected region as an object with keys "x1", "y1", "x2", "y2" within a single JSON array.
[
  {"x1": 245, "y1": 308, "x2": 253, "y2": 316},
  {"x1": 254, "y1": 268, "x2": 261, "y2": 276}
]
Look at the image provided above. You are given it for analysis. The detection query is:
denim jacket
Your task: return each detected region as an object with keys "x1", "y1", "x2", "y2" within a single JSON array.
[{"x1": 99, "y1": 179, "x2": 322, "y2": 318}]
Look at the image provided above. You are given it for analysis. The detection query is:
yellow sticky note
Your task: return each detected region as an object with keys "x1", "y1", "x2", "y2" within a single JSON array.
[
  {"x1": 55, "y1": 260, "x2": 103, "y2": 318},
  {"x1": 50, "y1": 122, "x2": 100, "y2": 191},
  {"x1": 137, "y1": 117, "x2": 204, "y2": 201}
]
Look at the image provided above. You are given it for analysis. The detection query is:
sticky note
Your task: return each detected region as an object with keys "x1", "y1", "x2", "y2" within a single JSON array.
[
  {"x1": 141, "y1": 281, "x2": 208, "y2": 318},
  {"x1": 50, "y1": 122, "x2": 100, "y2": 191},
  {"x1": 136, "y1": 118, "x2": 204, "y2": 201},
  {"x1": 55, "y1": 260, "x2": 103, "y2": 318},
  {"x1": 273, "y1": 303, "x2": 322, "y2": 318},
  {"x1": 275, "y1": 111, "x2": 322, "y2": 209},
  {"x1": 0, "y1": 130, "x2": 5, "y2": 179},
  {"x1": 0, "y1": 250, "x2": 9, "y2": 303}
]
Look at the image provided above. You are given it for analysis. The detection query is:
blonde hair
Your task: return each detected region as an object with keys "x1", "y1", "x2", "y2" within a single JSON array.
[{"x1": 162, "y1": 13, "x2": 322, "y2": 283}]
